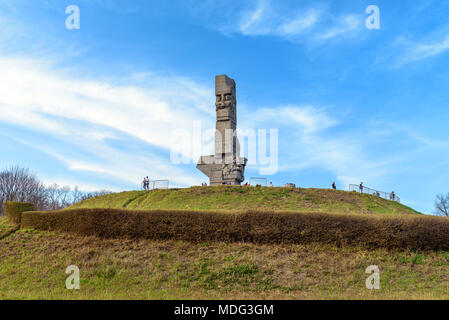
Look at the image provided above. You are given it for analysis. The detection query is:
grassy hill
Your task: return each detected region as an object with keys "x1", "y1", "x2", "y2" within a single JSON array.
[
  {"x1": 68, "y1": 186, "x2": 421, "y2": 215},
  {"x1": 2, "y1": 215, "x2": 449, "y2": 300},
  {"x1": 2, "y1": 186, "x2": 436, "y2": 300}
]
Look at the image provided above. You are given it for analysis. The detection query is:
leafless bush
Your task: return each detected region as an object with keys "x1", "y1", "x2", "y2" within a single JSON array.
[
  {"x1": 0, "y1": 166, "x2": 47, "y2": 215},
  {"x1": 43, "y1": 185, "x2": 112, "y2": 210},
  {"x1": 435, "y1": 193, "x2": 449, "y2": 217},
  {"x1": 81, "y1": 190, "x2": 113, "y2": 201},
  {"x1": 45, "y1": 184, "x2": 73, "y2": 210},
  {"x1": 0, "y1": 166, "x2": 112, "y2": 215}
]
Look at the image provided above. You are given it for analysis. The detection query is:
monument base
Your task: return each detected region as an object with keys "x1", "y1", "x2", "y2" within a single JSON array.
[{"x1": 197, "y1": 155, "x2": 247, "y2": 186}]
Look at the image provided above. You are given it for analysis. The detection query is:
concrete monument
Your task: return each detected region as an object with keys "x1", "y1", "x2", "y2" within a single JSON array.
[{"x1": 196, "y1": 75, "x2": 247, "y2": 185}]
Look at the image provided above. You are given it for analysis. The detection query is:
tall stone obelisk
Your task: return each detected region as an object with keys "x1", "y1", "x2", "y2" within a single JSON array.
[{"x1": 196, "y1": 75, "x2": 247, "y2": 185}]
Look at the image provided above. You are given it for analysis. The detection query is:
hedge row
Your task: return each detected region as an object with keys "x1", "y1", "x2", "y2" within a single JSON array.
[
  {"x1": 4, "y1": 202, "x2": 36, "y2": 224},
  {"x1": 20, "y1": 208, "x2": 449, "y2": 250}
]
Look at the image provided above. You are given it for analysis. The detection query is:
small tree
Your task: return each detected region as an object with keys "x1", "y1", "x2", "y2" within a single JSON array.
[{"x1": 434, "y1": 193, "x2": 449, "y2": 217}]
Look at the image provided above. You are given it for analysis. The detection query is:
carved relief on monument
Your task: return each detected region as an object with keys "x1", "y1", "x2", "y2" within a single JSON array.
[{"x1": 215, "y1": 75, "x2": 236, "y2": 123}]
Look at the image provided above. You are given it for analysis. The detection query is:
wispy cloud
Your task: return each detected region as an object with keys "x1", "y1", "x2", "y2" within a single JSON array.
[
  {"x1": 237, "y1": 1, "x2": 319, "y2": 37},
  {"x1": 238, "y1": 0, "x2": 269, "y2": 35},
  {"x1": 316, "y1": 14, "x2": 361, "y2": 41},
  {"x1": 195, "y1": 0, "x2": 362, "y2": 43},
  {"x1": 240, "y1": 103, "x2": 442, "y2": 190},
  {"x1": 278, "y1": 11, "x2": 320, "y2": 36},
  {"x1": 0, "y1": 57, "x2": 215, "y2": 187},
  {"x1": 395, "y1": 34, "x2": 449, "y2": 65},
  {"x1": 245, "y1": 105, "x2": 336, "y2": 132}
]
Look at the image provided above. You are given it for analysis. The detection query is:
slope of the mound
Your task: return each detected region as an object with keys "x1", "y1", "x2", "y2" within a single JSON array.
[
  {"x1": 1, "y1": 216, "x2": 448, "y2": 299},
  {"x1": 68, "y1": 186, "x2": 421, "y2": 215}
]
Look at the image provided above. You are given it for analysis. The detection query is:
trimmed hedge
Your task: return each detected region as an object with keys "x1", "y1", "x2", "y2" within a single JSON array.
[
  {"x1": 4, "y1": 202, "x2": 36, "y2": 225},
  {"x1": 20, "y1": 208, "x2": 449, "y2": 250}
]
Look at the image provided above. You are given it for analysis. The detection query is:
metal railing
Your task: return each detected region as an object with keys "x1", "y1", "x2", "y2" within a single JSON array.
[
  {"x1": 249, "y1": 177, "x2": 268, "y2": 187},
  {"x1": 142, "y1": 180, "x2": 169, "y2": 190},
  {"x1": 349, "y1": 184, "x2": 400, "y2": 203}
]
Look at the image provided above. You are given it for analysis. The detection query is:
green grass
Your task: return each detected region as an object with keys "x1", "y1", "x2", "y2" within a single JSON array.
[
  {"x1": 0, "y1": 216, "x2": 19, "y2": 240},
  {"x1": 1, "y1": 216, "x2": 449, "y2": 300},
  {"x1": 68, "y1": 186, "x2": 421, "y2": 215}
]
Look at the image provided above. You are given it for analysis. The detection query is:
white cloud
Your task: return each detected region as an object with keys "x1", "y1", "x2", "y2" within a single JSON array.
[
  {"x1": 195, "y1": 1, "x2": 362, "y2": 43},
  {"x1": 236, "y1": 1, "x2": 319, "y2": 37},
  {"x1": 238, "y1": 1, "x2": 269, "y2": 35},
  {"x1": 240, "y1": 104, "x2": 428, "y2": 188},
  {"x1": 0, "y1": 57, "x2": 214, "y2": 187},
  {"x1": 396, "y1": 34, "x2": 449, "y2": 65},
  {"x1": 237, "y1": 4, "x2": 320, "y2": 38},
  {"x1": 278, "y1": 11, "x2": 319, "y2": 36},
  {"x1": 0, "y1": 57, "x2": 213, "y2": 150},
  {"x1": 316, "y1": 14, "x2": 361, "y2": 40},
  {"x1": 244, "y1": 105, "x2": 336, "y2": 132}
]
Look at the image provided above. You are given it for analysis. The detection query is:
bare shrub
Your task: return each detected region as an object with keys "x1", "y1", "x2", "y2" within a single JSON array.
[
  {"x1": 80, "y1": 190, "x2": 113, "y2": 201},
  {"x1": 45, "y1": 184, "x2": 72, "y2": 210},
  {"x1": 0, "y1": 166, "x2": 47, "y2": 215},
  {"x1": 435, "y1": 193, "x2": 449, "y2": 217},
  {"x1": 0, "y1": 166, "x2": 112, "y2": 215},
  {"x1": 45, "y1": 185, "x2": 112, "y2": 209}
]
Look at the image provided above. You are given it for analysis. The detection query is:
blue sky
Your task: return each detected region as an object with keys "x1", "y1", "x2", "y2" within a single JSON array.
[{"x1": 1, "y1": 0, "x2": 449, "y2": 214}]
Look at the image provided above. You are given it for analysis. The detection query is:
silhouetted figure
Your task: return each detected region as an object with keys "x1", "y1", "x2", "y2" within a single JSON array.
[
  {"x1": 390, "y1": 191, "x2": 395, "y2": 201},
  {"x1": 359, "y1": 182, "x2": 364, "y2": 193},
  {"x1": 332, "y1": 182, "x2": 336, "y2": 190}
]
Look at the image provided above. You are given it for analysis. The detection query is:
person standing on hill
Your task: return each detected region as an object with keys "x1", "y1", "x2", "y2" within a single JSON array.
[
  {"x1": 146, "y1": 176, "x2": 150, "y2": 190},
  {"x1": 359, "y1": 182, "x2": 364, "y2": 193},
  {"x1": 332, "y1": 182, "x2": 336, "y2": 190}
]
